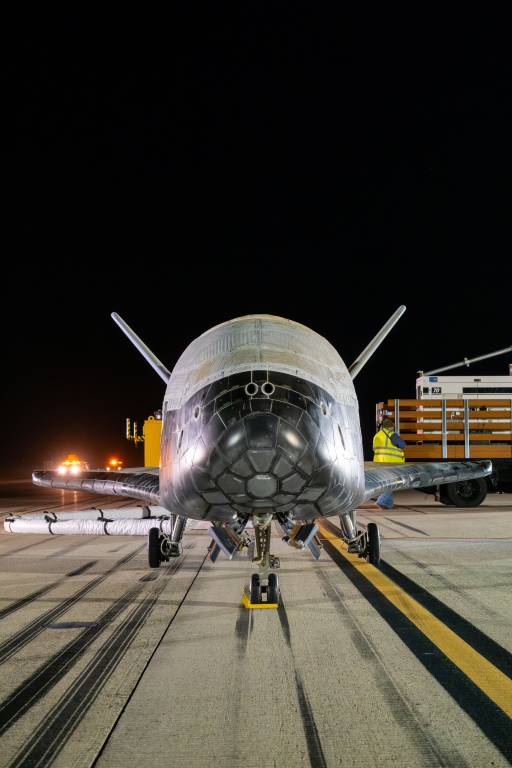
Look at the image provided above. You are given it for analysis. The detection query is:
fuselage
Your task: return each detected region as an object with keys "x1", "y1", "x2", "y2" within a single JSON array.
[{"x1": 160, "y1": 315, "x2": 365, "y2": 523}]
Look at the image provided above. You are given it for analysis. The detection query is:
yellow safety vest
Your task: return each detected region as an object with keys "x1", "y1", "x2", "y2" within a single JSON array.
[{"x1": 373, "y1": 429, "x2": 405, "y2": 463}]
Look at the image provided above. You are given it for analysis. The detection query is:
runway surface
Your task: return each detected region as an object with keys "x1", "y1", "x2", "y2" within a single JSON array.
[{"x1": 0, "y1": 480, "x2": 512, "y2": 767}]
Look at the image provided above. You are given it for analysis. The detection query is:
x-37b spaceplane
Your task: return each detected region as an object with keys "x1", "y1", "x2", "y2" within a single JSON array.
[{"x1": 28, "y1": 309, "x2": 490, "y2": 606}]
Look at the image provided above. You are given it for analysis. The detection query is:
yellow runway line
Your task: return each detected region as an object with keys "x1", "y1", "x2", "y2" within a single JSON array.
[{"x1": 318, "y1": 522, "x2": 512, "y2": 719}]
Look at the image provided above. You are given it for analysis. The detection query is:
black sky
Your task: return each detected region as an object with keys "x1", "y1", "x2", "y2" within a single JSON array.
[{"x1": 2, "y1": 9, "x2": 511, "y2": 473}]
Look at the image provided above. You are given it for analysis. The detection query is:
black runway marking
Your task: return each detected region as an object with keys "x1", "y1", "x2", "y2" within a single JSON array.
[
  {"x1": 315, "y1": 565, "x2": 470, "y2": 767},
  {"x1": 384, "y1": 517, "x2": 429, "y2": 535},
  {"x1": 294, "y1": 670, "x2": 327, "y2": 768},
  {"x1": 277, "y1": 600, "x2": 291, "y2": 648},
  {"x1": 0, "y1": 582, "x2": 145, "y2": 738},
  {"x1": 235, "y1": 605, "x2": 250, "y2": 656},
  {"x1": 379, "y1": 559, "x2": 512, "y2": 680},
  {"x1": 323, "y1": 538, "x2": 512, "y2": 764},
  {"x1": 0, "y1": 537, "x2": 54, "y2": 558},
  {"x1": 385, "y1": 547, "x2": 504, "y2": 622},
  {"x1": 48, "y1": 538, "x2": 99, "y2": 558},
  {"x1": 0, "y1": 562, "x2": 96, "y2": 621},
  {"x1": 0, "y1": 545, "x2": 144, "y2": 665},
  {"x1": 277, "y1": 599, "x2": 327, "y2": 768},
  {"x1": 92, "y1": 551, "x2": 209, "y2": 768},
  {"x1": 4, "y1": 572, "x2": 175, "y2": 768}
]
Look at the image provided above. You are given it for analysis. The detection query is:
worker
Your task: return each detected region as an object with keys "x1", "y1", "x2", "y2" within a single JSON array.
[{"x1": 372, "y1": 417, "x2": 406, "y2": 509}]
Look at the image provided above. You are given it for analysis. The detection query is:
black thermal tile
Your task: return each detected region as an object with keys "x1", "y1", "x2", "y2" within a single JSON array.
[
  {"x1": 205, "y1": 413, "x2": 227, "y2": 446},
  {"x1": 270, "y1": 400, "x2": 302, "y2": 427},
  {"x1": 247, "y1": 450, "x2": 276, "y2": 473},
  {"x1": 296, "y1": 410, "x2": 321, "y2": 447},
  {"x1": 218, "y1": 473, "x2": 246, "y2": 495},
  {"x1": 209, "y1": 505, "x2": 237, "y2": 521},
  {"x1": 215, "y1": 390, "x2": 233, "y2": 412},
  {"x1": 231, "y1": 457, "x2": 254, "y2": 477},
  {"x1": 273, "y1": 493, "x2": 296, "y2": 504},
  {"x1": 208, "y1": 448, "x2": 229, "y2": 478},
  {"x1": 244, "y1": 413, "x2": 278, "y2": 449},
  {"x1": 202, "y1": 490, "x2": 230, "y2": 504},
  {"x1": 217, "y1": 423, "x2": 247, "y2": 462},
  {"x1": 191, "y1": 468, "x2": 216, "y2": 492},
  {"x1": 297, "y1": 487, "x2": 325, "y2": 502},
  {"x1": 250, "y1": 398, "x2": 272, "y2": 412},
  {"x1": 277, "y1": 422, "x2": 307, "y2": 464},
  {"x1": 293, "y1": 502, "x2": 317, "y2": 520},
  {"x1": 288, "y1": 389, "x2": 308, "y2": 410},
  {"x1": 272, "y1": 386, "x2": 290, "y2": 402},
  {"x1": 281, "y1": 473, "x2": 307, "y2": 493},
  {"x1": 272, "y1": 454, "x2": 295, "y2": 477}
]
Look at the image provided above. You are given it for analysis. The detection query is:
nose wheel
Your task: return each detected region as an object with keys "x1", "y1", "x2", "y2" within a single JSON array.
[{"x1": 245, "y1": 572, "x2": 279, "y2": 608}]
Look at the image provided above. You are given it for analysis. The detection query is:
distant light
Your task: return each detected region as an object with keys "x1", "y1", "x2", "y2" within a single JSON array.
[
  {"x1": 57, "y1": 466, "x2": 67, "y2": 475},
  {"x1": 70, "y1": 465, "x2": 81, "y2": 475}
]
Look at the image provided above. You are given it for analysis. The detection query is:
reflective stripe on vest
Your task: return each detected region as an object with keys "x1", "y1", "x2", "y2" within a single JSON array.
[{"x1": 373, "y1": 429, "x2": 405, "y2": 463}]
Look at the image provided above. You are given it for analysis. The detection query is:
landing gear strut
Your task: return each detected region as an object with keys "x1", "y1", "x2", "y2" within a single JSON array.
[
  {"x1": 338, "y1": 511, "x2": 380, "y2": 566},
  {"x1": 244, "y1": 513, "x2": 280, "y2": 607},
  {"x1": 148, "y1": 515, "x2": 187, "y2": 568}
]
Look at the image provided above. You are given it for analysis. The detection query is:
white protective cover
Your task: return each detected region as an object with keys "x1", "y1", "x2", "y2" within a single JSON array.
[
  {"x1": 4, "y1": 506, "x2": 173, "y2": 535},
  {"x1": 4, "y1": 518, "x2": 174, "y2": 535}
]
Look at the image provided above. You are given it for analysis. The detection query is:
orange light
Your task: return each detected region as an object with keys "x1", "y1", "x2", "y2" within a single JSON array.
[{"x1": 106, "y1": 458, "x2": 123, "y2": 470}]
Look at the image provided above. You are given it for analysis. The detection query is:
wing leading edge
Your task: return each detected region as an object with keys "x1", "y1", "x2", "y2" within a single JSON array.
[
  {"x1": 363, "y1": 460, "x2": 492, "y2": 503},
  {"x1": 32, "y1": 469, "x2": 160, "y2": 506}
]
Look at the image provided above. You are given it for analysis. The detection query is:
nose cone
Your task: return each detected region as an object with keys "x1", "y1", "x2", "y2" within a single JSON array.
[
  {"x1": 162, "y1": 371, "x2": 364, "y2": 523},
  {"x1": 176, "y1": 411, "x2": 347, "y2": 524},
  {"x1": 192, "y1": 411, "x2": 328, "y2": 520}
]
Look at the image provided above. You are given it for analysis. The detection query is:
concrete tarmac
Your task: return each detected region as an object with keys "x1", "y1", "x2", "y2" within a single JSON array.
[{"x1": 0, "y1": 481, "x2": 511, "y2": 767}]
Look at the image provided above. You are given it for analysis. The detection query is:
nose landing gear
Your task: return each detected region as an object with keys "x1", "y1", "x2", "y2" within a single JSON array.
[{"x1": 243, "y1": 513, "x2": 280, "y2": 608}]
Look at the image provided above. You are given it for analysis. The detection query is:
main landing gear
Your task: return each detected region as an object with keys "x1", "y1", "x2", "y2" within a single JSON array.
[
  {"x1": 243, "y1": 513, "x2": 280, "y2": 608},
  {"x1": 339, "y1": 511, "x2": 380, "y2": 566},
  {"x1": 148, "y1": 515, "x2": 186, "y2": 568}
]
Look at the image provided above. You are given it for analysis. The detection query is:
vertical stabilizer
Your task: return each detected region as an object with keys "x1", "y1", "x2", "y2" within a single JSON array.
[
  {"x1": 349, "y1": 305, "x2": 406, "y2": 380},
  {"x1": 111, "y1": 313, "x2": 171, "y2": 384}
]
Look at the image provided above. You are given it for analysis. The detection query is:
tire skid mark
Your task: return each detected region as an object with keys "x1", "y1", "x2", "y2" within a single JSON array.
[
  {"x1": 0, "y1": 558, "x2": 182, "y2": 742},
  {"x1": 0, "y1": 561, "x2": 97, "y2": 621},
  {"x1": 91, "y1": 551, "x2": 209, "y2": 768},
  {"x1": 0, "y1": 538, "x2": 55, "y2": 559},
  {"x1": 48, "y1": 538, "x2": 101, "y2": 558},
  {"x1": 378, "y1": 558, "x2": 512, "y2": 678},
  {"x1": 383, "y1": 546, "x2": 506, "y2": 621},
  {"x1": 16, "y1": 593, "x2": 163, "y2": 768},
  {"x1": 276, "y1": 598, "x2": 327, "y2": 768},
  {"x1": 234, "y1": 604, "x2": 250, "y2": 657},
  {"x1": 0, "y1": 582, "x2": 146, "y2": 737},
  {"x1": 0, "y1": 544, "x2": 145, "y2": 665},
  {"x1": 315, "y1": 565, "x2": 469, "y2": 768},
  {"x1": 384, "y1": 518, "x2": 429, "y2": 536},
  {"x1": 322, "y1": 537, "x2": 512, "y2": 765}
]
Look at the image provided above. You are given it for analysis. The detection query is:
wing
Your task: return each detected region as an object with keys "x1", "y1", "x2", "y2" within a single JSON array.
[
  {"x1": 363, "y1": 460, "x2": 492, "y2": 503},
  {"x1": 32, "y1": 468, "x2": 160, "y2": 506}
]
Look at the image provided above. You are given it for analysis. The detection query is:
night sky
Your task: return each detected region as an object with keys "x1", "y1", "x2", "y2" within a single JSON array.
[{"x1": 2, "y1": 11, "x2": 511, "y2": 474}]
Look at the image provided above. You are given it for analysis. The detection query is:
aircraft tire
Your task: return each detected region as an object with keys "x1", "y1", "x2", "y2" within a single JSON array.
[
  {"x1": 148, "y1": 527, "x2": 161, "y2": 568},
  {"x1": 267, "y1": 573, "x2": 279, "y2": 604},
  {"x1": 367, "y1": 522, "x2": 380, "y2": 566},
  {"x1": 250, "y1": 573, "x2": 261, "y2": 604}
]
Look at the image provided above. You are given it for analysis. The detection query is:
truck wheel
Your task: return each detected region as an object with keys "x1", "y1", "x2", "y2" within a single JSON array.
[{"x1": 444, "y1": 478, "x2": 487, "y2": 507}]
